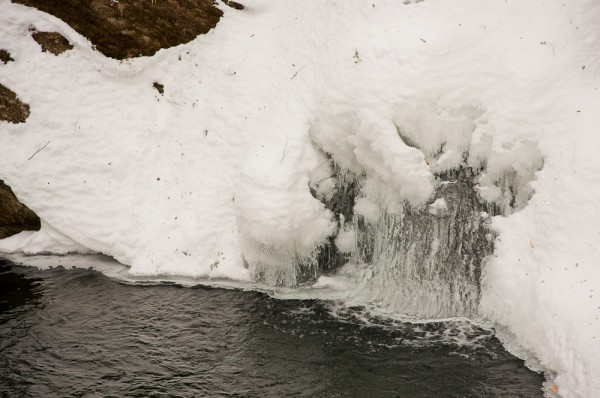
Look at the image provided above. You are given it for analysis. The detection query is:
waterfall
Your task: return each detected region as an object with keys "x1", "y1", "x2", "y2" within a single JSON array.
[
  {"x1": 244, "y1": 102, "x2": 543, "y2": 319},
  {"x1": 346, "y1": 167, "x2": 499, "y2": 318},
  {"x1": 310, "y1": 148, "x2": 542, "y2": 318},
  {"x1": 244, "y1": 140, "x2": 542, "y2": 318}
]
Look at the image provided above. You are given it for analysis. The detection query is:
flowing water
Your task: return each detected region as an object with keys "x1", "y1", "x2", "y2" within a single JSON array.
[{"x1": 0, "y1": 258, "x2": 544, "y2": 397}]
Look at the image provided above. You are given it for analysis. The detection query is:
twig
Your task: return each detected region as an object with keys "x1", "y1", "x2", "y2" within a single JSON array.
[
  {"x1": 117, "y1": 3, "x2": 125, "y2": 18},
  {"x1": 540, "y1": 40, "x2": 556, "y2": 56},
  {"x1": 290, "y1": 65, "x2": 306, "y2": 80},
  {"x1": 28, "y1": 141, "x2": 50, "y2": 160},
  {"x1": 280, "y1": 134, "x2": 288, "y2": 163}
]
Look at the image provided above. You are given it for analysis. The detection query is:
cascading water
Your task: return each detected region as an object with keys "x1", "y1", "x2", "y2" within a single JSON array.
[
  {"x1": 303, "y1": 106, "x2": 544, "y2": 319},
  {"x1": 315, "y1": 147, "x2": 543, "y2": 319},
  {"x1": 242, "y1": 104, "x2": 543, "y2": 320},
  {"x1": 340, "y1": 166, "x2": 499, "y2": 318}
]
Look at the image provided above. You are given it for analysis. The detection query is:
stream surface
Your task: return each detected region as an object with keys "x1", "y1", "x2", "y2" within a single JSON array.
[{"x1": 0, "y1": 257, "x2": 544, "y2": 397}]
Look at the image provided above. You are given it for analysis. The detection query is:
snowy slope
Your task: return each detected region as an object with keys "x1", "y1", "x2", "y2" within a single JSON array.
[{"x1": 1, "y1": 0, "x2": 600, "y2": 396}]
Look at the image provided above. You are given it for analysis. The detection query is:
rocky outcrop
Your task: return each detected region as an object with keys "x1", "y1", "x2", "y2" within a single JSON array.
[
  {"x1": 31, "y1": 29, "x2": 73, "y2": 55},
  {"x1": 0, "y1": 181, "x2": 40, "y2": 239},
  {"x1": 13, "y1": 0, "x2": 231, "y2": 59},
  {"x1": 1, "y1": 47, "x2": 37, "y2": 239},
  {"x1": 0, "y1": 83, "x2": 30, "y2": 124}
]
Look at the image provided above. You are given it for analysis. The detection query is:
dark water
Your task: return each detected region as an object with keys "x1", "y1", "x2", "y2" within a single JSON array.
[{"x1": 0, "y1": 258, "x2": 544, "y2": 397}]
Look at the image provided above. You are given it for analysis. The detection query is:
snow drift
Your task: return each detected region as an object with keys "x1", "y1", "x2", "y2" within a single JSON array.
[{"x1": 1, "y1": 0, "x2": 600, "y2": 396}]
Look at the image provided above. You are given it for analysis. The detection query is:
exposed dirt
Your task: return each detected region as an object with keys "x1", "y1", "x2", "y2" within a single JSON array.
[
  {"x1": 0, "y1": 180, "x2": 41, "y2": 239},
  {"x1": 0, "y1": 49, "x2": 14, "y2": 64},
  {"x1": 0, "y1": 83, "x2": 30, "y2": 124},
  {"x1": 31, "y1": 29, "x2": 74, "y2": 55},
  {"x1": 12, "y1": 0, "x2": 231, "y2": 60}
]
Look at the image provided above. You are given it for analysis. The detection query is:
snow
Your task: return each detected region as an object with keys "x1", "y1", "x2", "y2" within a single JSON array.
[
  {"x1": 334, "y1": 215, "x2": 356, "y2": 254},
  {"x1": 0, "y1": 220, "x2": 91, "y2": 254},
  {"x1": 427, "y1": 197, "x2": 447, "y2": 216},
  {"x1": 1, "y1": 0, "x2": 600, "y2": 395},
  {"x1": 354, "y1": 197, "x2": 380, "y2": 222}
]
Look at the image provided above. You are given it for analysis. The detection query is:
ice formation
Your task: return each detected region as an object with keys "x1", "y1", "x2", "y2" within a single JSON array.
[{"x1": 1, "y1": 0, "x2": 600, "y2": 396}]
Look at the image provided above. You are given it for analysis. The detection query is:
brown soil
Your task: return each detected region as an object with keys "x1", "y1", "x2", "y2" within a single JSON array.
[
  {"x1": 0, "y1": 83, "x2": 30, "y2": 124},
  {"x1": 12, "y1": 0, "x2": 233, "y2": 60},
  {"x1": 31, "y1": 30, "x2": 74, "y2": 55},
  {"x1": 0, "y1": 180, "x2": 41, "y2": 239},
  {"x1": 0, "y1": 49, "x2": 14, "y2": 64}
]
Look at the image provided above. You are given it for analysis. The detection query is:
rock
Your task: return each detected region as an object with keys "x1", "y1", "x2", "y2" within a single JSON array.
[
  {"x1": 223, "y1": 0, "x2": 245, "y2": 10},
  {"x1": 0, "y1": 180, "x2": 41, "y2": 240},
  {"x1": 0, "y1": 49, "x2": 14, "y2": 64},
  {"x1": 0, "y1": 83, "x2": 30, "y2": 124},
  {"x1": 31, "y1": 30, "x2": 74, "y2": 55},
  {"x1": 14, "y1": 0, "x2": 225, "y2": 60},
  {"x1": 153, "y1": 82, "x2": 164, "y2": 95}
]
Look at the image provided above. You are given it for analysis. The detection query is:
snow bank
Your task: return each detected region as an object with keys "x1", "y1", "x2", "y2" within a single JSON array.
[
  {"x1": 1, "y1": 0, "x2": 600, "y2": 395},
  {"x1": 0, "y1": 220, "x2": 91, "y2": 254}
]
